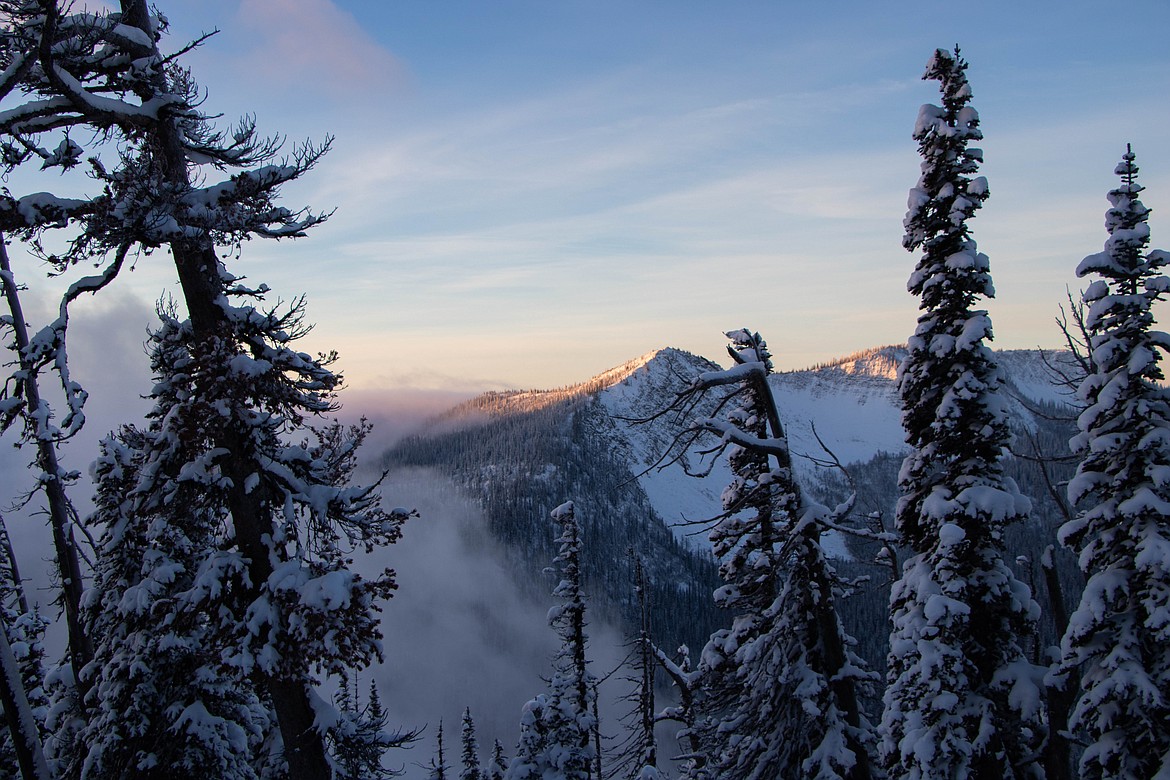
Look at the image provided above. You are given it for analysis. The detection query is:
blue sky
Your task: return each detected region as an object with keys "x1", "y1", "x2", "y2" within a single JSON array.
[{"x1": 107, "y1": 0, "x2": 1170, "y2": 390}]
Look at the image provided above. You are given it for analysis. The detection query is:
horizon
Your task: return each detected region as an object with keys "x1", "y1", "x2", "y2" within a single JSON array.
[{"x1": 348, "y1": 340, "x2": 1065, "y2": 399}]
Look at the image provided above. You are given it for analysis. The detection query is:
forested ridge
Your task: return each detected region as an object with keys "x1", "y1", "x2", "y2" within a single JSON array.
[{"x1": 384, "y1": 374, "x2": 725, "y2": 656}]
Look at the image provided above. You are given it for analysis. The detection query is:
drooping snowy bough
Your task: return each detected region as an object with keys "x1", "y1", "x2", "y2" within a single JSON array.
[
  {"x1": 1059, "y1": 147, "x2": 1170, "y2": 780},
  {"x1": 881, "y1": 47, "x2": 1045, "y2": 780}
]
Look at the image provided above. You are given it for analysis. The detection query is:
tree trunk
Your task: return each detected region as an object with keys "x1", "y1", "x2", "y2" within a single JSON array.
[
  {"x1": 0, "y1": 612, "x2": 52, "y2": 780},
  {"x1": 0, "y1": 241, "x2": 92, "y2": 709},
  {"x1": 268, "y1": 677, "x2": 333, "y2": 780},
  {"x1": 1042, "y1": 551, "x2": 1074, "y2": 780},
  {"x1": 115, "y1": 3, "x2": 332, "y2": 775}
]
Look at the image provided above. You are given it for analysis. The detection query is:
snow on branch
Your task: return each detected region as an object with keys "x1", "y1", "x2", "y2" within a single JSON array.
[
  {"x1": 0, "y1": 50, "x2": 32, "y2": 105},
  {"x1": 692, "y1": 360, "x2": 768, "y2": 390},
  {"x1": 689, "y1": 416, "x2": 790, "y2": 459},
  {"x1": 0, "y1": 190, "x2": 92, "y2": 232}
]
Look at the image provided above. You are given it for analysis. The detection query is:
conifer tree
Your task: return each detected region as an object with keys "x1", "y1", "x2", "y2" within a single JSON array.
[
  {"x1": 0, "y1": 234, "x2": 98, "y2": 721},
  {"x1": 506, "y1": 501, "x2": 596, "y2": 780},
  {"x1": 0, "y1": 514, "x2": 50, "y2": 780},
  {"x1": 461, "y1": 707, "x2": 482, "y2": 780},
  {"x1": 652, "y1": 644, "x2": 703, "y2": 780},
  {"x1": 78, "y1": 305, "x2": 407, "y2": 779},
  {"x1": 0, "y1": 513, "x2": 51, "y2": 780},
  {"x1": 429, "y1": 721, "x2": 449, "y2": 780},
  {"x1": 487, "y1": 741, "x2": 508, "y2": 780},
  {"x1": 0, "y1": 4, "x2": 412, "y2": 776},
  {"x1": 1059, "y1": 147, "x2": 1170, "y2": 780},
  {"x1": 78, "y1": 363, "x2": 271, "y2": 779},
  {"x1": 611, "y1": 557, "x2": 661, "y2": 780},
  {"x1": 882, "y1": 47, "x2": 1044, "y2": 779},
  {"x1": 331, "y1": 678, "x2": 403, "y2": 780},
  {"x1": 0, "y1": 615, "x2": 50, "y2": 780},
  {"x1": 687, "y1": 329, "x2": 873, "y2": 780}
]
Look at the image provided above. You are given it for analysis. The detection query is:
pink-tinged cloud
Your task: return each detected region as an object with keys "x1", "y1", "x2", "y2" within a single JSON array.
[{"x1": 234, "y1": 0, "x2": 405, "y2": 94}]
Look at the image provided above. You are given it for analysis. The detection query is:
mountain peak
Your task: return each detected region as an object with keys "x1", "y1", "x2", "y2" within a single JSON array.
[
  {"x1": 585, "y1": 348, "x2": 670, "y2": 389},
  {"x1": 430, "y1": 347, "x2": 710, "y2": 423},
  {"x1": 788, "y1": 345, "x2": 905, "y2": 381}
]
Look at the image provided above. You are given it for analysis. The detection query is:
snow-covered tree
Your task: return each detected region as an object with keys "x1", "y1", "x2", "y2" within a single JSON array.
[
  {"x1": 652, "y1": 644, "x2": 703, "y2": 780},
  {"x1": 77, "y1": 327, "x2": 266, "y2": 779},
  {"x1": 76, "y1": 304, "x2": 407, "y2": 779},
  {"x1": 506, "y1": 501, "x2": 596, "y2": 780},
  {"x1": 0, "y1": 613, "x2": 50, "y2": 780},
  {"x1": 1058, "y1": 147, "x2": 1170, "y2": 780},
  {"x1": 331, "y1": 678, "x2": 404, "y2": 780},
  {"x1": 487, "y1": 740, "x2": 509, "y2": 780},
  {"x1": 0, "y1": 516, "x2": 51, "y2": 780},
  {"x1": 0, "y1": 234, "x2": 99, "y2": 719},
  {"x1": 461, "y1": 707, "x2": 482, "y2": 780},
  {"x1": 0, "y1": 3, "x2": 413, "y2": 776},
  {"x1": 80, "y1": 422, "x2": 244, "y2": 779},
  {"x1": 681, "y1": 329, "x2": 873, "y2": 780},
  {"x1": 881, "y1": 47, "x2": 1044, "y2": 780},
  {"x1": 0, "y1": 224, "x2": 116, "y2": 778}
]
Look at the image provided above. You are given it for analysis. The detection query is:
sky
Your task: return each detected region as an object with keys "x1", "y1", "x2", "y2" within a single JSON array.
[{"x1": 20, "y1": 0, "x2": 1170, "y2": 392}]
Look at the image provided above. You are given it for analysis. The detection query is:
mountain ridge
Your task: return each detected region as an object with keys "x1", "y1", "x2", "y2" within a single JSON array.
[
  {"x1": 383, "y1": 342, "x2": 1079, "y2": 655},
  {"x1": 395, "y1": 342, "x2": 1079, "y2": 541}
]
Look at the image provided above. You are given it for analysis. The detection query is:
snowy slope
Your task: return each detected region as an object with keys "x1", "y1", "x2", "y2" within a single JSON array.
[
  {"x1": 597, "y1": 348, "x2": 733, "y2": 548},
  {"x1": 595, "y1": 348, "x2": 862, "y2": 557},
  {"x1": 769, "y1": 345, "x2": 1077, "y2": 473},
  {"x1": 413, "y1": 346, "x2": 737, "y2": 552},
  {"x1": 603, "y1": 344, "x2": 1072, "y2": 556},
  {"x1": 771, "y1": 347, "x2": 907, "y2": 476},
  {"x1": 997, "y1": 348, "x2": 1082, "y2": 409}
]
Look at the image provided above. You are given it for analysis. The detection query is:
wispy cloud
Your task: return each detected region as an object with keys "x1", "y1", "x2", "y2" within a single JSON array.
[
  {"x1": 310, "y1": 75, "x2": 917, "y2": 231},
  {"x1": 151, "y1": 1, "x2": 1170, "y2": 391},
  {"x1": 231, "y1": 0, "x2": 406, "y2": 95}
]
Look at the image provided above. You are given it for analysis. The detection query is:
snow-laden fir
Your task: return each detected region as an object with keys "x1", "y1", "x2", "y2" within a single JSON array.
[
  {"x1": 1058, "y1": 148, "x2": 1170, "y2": 780},
  {"x1": 881, "y1": 47, "x2": 1044, "y2": 780},
  {"x1": 505, "y1": 502, "x2": 597, "y2": 780},
  {"x1": 673, "y1": 330, "x2": 876, "y2": 780}
]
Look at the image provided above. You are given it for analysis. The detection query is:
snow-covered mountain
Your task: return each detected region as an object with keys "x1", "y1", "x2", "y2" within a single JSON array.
[
  {"x1": 770, "y1": 344, "x2": 1079, "y2": 470},
  {"x1": 383, "y1": 343, "x2": 1078, "y2": 651},
  {"x1": 366, "y1": 343, "x2": 1084, "y2": 757},
  {"x1": 384, "y1": 347, "x2": 728, "y2": 653}
]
